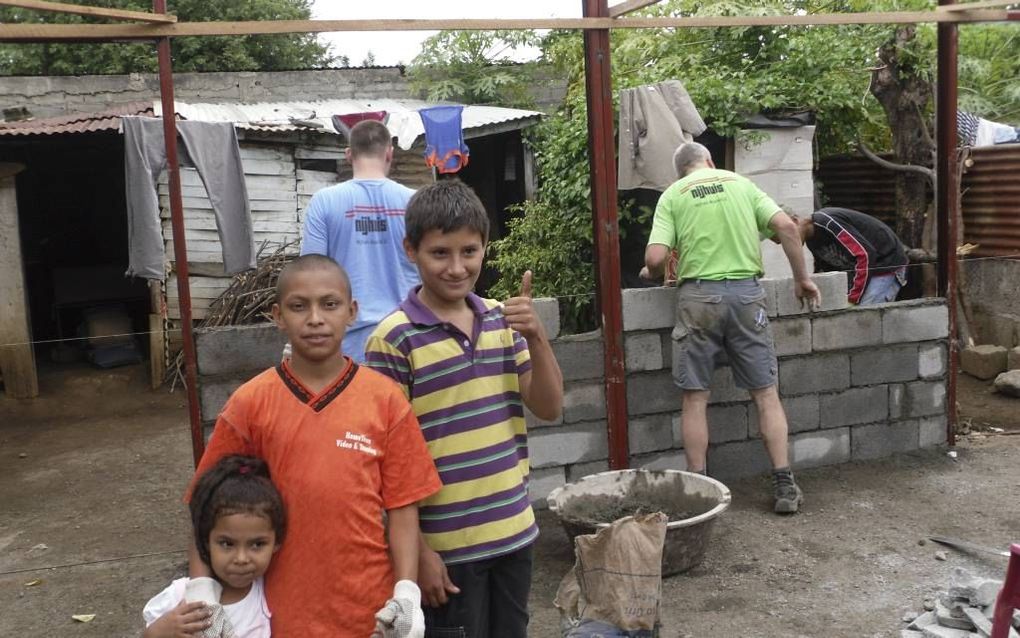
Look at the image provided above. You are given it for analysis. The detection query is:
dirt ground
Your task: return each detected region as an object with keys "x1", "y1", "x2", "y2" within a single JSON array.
[{"x1": 1, "y1": 362, "x2": 1018, "y2": 638}]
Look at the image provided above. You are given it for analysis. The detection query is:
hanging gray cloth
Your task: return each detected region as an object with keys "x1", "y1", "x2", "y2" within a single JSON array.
[
  {"x1": 618, "y1": 80, "x2": 707, "y2": 192},
  {"x1": 122, "y1": 116, "x2": 255, "y2": 280}
]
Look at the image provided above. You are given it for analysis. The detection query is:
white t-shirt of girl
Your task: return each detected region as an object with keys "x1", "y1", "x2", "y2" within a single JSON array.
[{"x1": 142, "y1": 576, "x2": 271, "y2": 638}]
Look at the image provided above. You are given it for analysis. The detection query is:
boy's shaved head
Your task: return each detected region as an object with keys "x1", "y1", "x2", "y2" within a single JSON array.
[{"x1": 276, "y1": 254, "x2": 352, "y2": 301}]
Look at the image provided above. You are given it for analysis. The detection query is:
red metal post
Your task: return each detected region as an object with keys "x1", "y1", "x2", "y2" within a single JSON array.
[
  {"x1": 154, "y1": 0, "x2": 204, "y2": 466},
  {"x1": 582, "y1": 0, "x2": 630, "y2": 469},
  {"x1": 937, "y1": 0, "x2": 959, "y2": 448}
]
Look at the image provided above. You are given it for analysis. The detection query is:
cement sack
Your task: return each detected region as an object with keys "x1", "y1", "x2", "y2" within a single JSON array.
[{"x1": 554, "y1": 513, "x2": 667, "y2": 637}]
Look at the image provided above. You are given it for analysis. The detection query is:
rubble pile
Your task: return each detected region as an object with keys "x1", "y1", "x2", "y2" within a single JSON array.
[{"x1": 900, "y1": 568, "x2": 1019, "y2": 638}]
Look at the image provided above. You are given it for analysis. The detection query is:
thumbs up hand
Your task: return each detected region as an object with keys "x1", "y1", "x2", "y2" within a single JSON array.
[{"x1": 502, "y1": 271, "x2": 545, "y2": 341}]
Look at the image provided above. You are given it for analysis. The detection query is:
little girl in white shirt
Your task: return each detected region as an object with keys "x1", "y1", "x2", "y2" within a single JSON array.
[{"x1": 143, "y1": 455, "x2": 285, "y2": 638}]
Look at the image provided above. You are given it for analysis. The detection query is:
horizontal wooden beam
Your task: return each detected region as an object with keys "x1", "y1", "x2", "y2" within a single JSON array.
[
  {"x1": 0, "y1": 11, "x2": 1011, "y2": 42},
  {"x1": 937, "y1": 0, "x2": 1018, "y2": 11},
  {"x1": 0, "y1": 0, "x2": 176, "y2": 23},
  {"x1": 609, "y1": 0, "x2": 662, "y2": 19}
]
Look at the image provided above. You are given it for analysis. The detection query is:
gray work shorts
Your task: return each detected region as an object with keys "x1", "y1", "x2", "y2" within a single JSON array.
[{"x1": 671, "y1": 278, "x2": 777, "y2": 391}]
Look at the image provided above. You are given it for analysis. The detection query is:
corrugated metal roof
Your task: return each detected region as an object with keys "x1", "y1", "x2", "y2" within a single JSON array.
[
  {"x1": 0, "y1": 98, "x2": 542, "y2": 146},
  {"x1": 0, "y1": 101, "x2": 153, "y2": 136},
  {"x1": 154, "y1": 99, "x2": 543, "y2": 149}
]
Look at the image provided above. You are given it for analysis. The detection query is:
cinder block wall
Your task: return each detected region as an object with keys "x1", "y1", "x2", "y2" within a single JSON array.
[
  {"x1": 960, "y1": 259, "x2": 1020, "y2": 349},
  {"x1": 528, "y1": 272, "x2": 950, "y2": 507},
  {"x1": 193, "y1": 271, "x2": 949, "y2": 509}
]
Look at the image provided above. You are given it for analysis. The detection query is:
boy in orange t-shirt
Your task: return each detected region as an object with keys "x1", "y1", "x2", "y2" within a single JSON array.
[{"x1": 187, "y1": 254, "x2": 442, "y2": 637}]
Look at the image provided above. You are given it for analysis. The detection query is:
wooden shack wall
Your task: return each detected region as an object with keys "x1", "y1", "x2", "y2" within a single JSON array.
[{"x1": 161, "y1": 139, "x2": 432, "y2": 325}]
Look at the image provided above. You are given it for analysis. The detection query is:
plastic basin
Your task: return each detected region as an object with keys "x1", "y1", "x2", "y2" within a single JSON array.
[{"x1": 547, "y1": 469, "x2": 731, "y2": 577}]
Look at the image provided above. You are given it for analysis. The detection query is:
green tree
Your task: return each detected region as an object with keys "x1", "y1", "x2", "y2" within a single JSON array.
[
  {"x1": 0, "y1": 0, "x2": 334, "y2": 75},
  {"x1": 422, "y1": 2, "x2": 1017, "y2": 326},
  {"x1": 407, "y1": 30, "x2": 543, "y2": 107}
]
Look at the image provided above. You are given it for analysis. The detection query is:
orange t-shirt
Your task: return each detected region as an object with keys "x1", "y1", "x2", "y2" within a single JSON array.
[{"x1": 190, "y1": 359, "x2": 442, "y2": 638}]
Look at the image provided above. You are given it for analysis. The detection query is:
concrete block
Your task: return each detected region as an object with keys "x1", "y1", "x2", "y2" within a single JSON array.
[
  {"x1": 759, "y1": 277, "x2": 779, "y2": 318},
  {"x1": 960, "y1": 344, "x2": 1008, "y2": 380},
  {"x1": 675, "y1": 404, "x2": 748, "y2": 447},
  {"x1": 883, "y1": 301, "x2": 949, "y2": 344},
  {"x1": 552, "y1": 330, "x2": 604, "y2": 382},
  {"x1": 708, "y1": 404, "x2": 749, "y2": 443},
  {"x1": 949, "y1": 567, "x2": 1003, "y2": 607},
  {"x1": 771, "y1": 316, "x2": 812, "y2": 357},
  {"x1": 909, "y1": 611, "x2": 937, "y2": 631},
  {"x1": 528, "y1": 466, "x2": 566, "y2": 508},
  {"x1": 708, "y1": 439, "x2": 771, "y2": 480},
  {"x1": 934, "y1": 599, "x2": 975, "y2": 631},
  {"x1": 632, "y1": 450, "x2": 688, "y2": 472},
  {"x1": 851, "y1": 344, "x2": 919, "y2": 386},
  {"x1": 980, "y1": 312, "x2": 1019, "y2": 348},
  {"x1": 661, "y1": 331, "x2": 674, "y2": 367},
  {"x1": 622, "y1": 286, "x2": 676, "y2": 331},
  {"x1": 790, "y1": 427, "x2": 851, "y2": 470},
  {"x1": 889, "y1": 381, "x2": 947, "y2": 419},
  {"x1": 918, "y1": 415, "x2": 947, "y2": 448},
  {"x1": 851, "y1": 420, "x2": 920, "y2": 460},
  {"x1": 808, "y1": 271, "x2": 850, "y2": 313},
  {"x1": 563, "y1": 381, "x2": 606, "y2": 424},
  {"x1": 961, "y1": 607, "x2": 992, "y2": 637},
  {"x1": 920, "y1": 626, "x2": 972, "y2": 638},
  {"x1": 773, "y1": 277, "x2": 809, "y2": 317},
  {"x1": 198, "y1": 374, "x2": 250, "y2": 422},
  {"x1": 820, "y1": 386, "x2": 889, "y2": 428},
  {"x1": 708, "y1": 366, "x2": 751, "y2": 404},
  {"x1": 566, "y1": 460, "x2": 610, "y2": 483},
  {"x1": 1009, "y1": 346, "x2": 1020, "y2": 371},
  {"x1": 628, "y1": 413, "x2": 674, "y2": 454},
  {"x1": 773, "y1": 271, "x2": 848, "y2": 316},
  {"x1": 533, "y1": 297, "x2": 560, "y2": 340},
  {"x1": 525, "y1": 407, "x2": 563, "y2": 429},
  {"x1": 920, "y1": 343, "x2": 948, "y2": 379},
  {"x1": 529, "y1": 421, "x2": 609, "y2": 469},
  {"x1": 749, "y1": 394, "x2": 820, "y2": 437},
  {"x1": 779, "y1": 353, "x2": 850, "y2": 395},
  {"x1": 626, "y1": 371, "x2": 683, "y2": 416},
  {"x1": 812, "y1": 308, "x2": 882, "y2": 352},
  {"x1": 625, "y1": 332, "x2": 664, "y2": 372},
  {"x1": 195, "y1": 323, "x2": 287, "y2": 376}
]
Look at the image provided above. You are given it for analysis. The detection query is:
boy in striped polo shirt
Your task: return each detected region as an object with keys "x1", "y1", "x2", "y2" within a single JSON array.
[{"x1": 365, "y1": 179, "x2": 564, "y2": 637}]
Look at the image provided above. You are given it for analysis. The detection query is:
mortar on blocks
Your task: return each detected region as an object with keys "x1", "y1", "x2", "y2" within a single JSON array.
[{"x1": 547, "y1": 469, "x2": 731, "y2": 577}]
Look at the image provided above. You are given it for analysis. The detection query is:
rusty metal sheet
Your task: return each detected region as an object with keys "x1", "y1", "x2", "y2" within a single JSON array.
[
  {"x1": 962, "y1": 143, "x2": 1020, "y2": 257},
  {"x1": 0, "y1": 101, "x2": 153, "y2": 136}
]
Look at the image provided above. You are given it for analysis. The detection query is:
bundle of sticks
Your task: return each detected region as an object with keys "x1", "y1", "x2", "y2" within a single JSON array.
[{"x1": 166, "y1": 241, "x2": 297, "y2": 389}]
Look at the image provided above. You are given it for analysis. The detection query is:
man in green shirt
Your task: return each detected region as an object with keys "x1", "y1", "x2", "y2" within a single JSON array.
[{"x1": 641, "y1": 142, "x2": 821, "y2": 514}]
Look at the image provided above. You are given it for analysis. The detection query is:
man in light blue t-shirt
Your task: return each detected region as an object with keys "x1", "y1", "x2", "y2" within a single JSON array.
[{"x1": 300, "y1": 120, "x2": 420, "y2": 361}]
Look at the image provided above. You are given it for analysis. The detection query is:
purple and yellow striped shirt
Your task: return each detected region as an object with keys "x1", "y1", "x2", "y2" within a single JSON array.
[{"x1": 364, "y1": 287, "x2": 537, "y2": 565}]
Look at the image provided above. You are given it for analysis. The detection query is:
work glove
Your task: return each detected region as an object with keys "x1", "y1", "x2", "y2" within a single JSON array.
[
  {"x1": 281, "y1": 342, "x2": 292, "y2": 362},
  {"x1": 371, "y1": 579, "x2": 425, "y2": 638},
  {"x1": 184, "y1": 577, "x2": 238, "y2": 638}
]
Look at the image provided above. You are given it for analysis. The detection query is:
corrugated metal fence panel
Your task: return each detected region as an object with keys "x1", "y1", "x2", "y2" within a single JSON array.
[
  {"x1": 819, "y1": 145, "x2": 1020, "y2": 257},
  {"x1": 962, "y1": 144, "x2": 1020, "y2": 258},
  {"x1": 816, "y1": 154, "x2": 898, "y2": 228}
]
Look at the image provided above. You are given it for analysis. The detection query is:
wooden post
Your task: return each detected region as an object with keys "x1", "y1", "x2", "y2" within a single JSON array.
[
  {"x1": 148, "y1": 281, "x2": 165, "y2": 389},
  {"x1": 0, "y1": 163, "x2": 39, "y2": 399}
]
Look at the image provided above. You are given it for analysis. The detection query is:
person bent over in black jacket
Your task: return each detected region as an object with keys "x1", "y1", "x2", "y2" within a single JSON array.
[{"x1": 784, "y1": 207, "x2": 908, "y2": 305}]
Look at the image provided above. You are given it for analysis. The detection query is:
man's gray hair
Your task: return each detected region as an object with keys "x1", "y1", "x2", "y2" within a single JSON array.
[{"x1": 672, "y1": 142, "x2": 712, "y2": 178}]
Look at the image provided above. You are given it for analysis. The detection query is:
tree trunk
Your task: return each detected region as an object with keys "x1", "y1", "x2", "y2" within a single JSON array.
[{"x1": 870, "y1": 25, "x2": 935, "y2": 251}]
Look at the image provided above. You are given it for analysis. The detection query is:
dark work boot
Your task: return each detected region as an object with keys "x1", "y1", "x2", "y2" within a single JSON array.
[{"x1": 772, "y1": 468, "x2": 803, "y2": 514}]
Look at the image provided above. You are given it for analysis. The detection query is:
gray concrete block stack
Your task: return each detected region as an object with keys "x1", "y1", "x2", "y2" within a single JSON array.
[
  {"x1": 527, "y1": 272, "x2": 949, "y2": 503},
  {"x1": 899, "y1": 567, "x2": 1018, "y2": 638}
]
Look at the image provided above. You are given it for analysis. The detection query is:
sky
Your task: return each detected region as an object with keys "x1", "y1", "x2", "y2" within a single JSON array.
[{"x1": 309, "y1": 0, "x2": 582, "y2": 67}]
